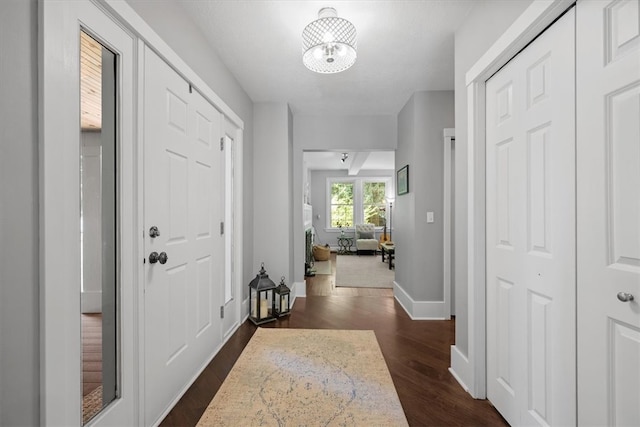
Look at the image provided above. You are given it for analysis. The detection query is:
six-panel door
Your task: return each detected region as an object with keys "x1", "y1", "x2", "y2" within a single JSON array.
[
  {"x1": 486, "y1": 9, "x2": 576, "y2": 426},
  {"x1": 143, "y1": 46, "x2": 224, "y2": 426}
]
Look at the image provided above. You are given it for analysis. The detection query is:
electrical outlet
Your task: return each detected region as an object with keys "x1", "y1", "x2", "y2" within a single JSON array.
[{"x1": 427, "y1": 212, "x2": 434, "y2": 223}]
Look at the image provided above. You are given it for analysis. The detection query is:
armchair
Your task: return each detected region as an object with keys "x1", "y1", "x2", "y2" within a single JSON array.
[{"x1": 355, "y1": 224, "x2": 378, "y2": 255}]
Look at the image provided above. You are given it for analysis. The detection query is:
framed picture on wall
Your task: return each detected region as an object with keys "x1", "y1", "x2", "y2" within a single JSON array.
[{"x1": 397, "y1": 165, "x2": 409, "y2": 195}]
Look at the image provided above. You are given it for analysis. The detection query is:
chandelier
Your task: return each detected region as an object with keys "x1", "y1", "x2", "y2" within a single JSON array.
[{"x1": 302, "y1": 7, "x2": 357, "y2": 74}]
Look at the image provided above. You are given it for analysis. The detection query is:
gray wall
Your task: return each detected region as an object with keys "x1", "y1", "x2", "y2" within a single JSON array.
[
  {"x1": 253, "y1": 103, "x2": 293, "y2": 284},
  {"x1": 453, "y1": 0, "x2": 533, "y2": 356},
  {"x1": 0, "y1": 0, "x2": 39, "y2": 424},
  {"x1": 295, "y1": 115, "x2": 397, "y2": 150},
  {"x1": 395, "y1": 91, "x2": 454, "y2": 303},
  {"x1": 125, "y1": 0, "x2": 256, "y2": 297}
]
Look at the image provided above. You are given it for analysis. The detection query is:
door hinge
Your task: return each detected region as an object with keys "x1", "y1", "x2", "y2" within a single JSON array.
[
  {"x1": 220, "y1": 137, "x2": 224, "y2": 151},
  {"x1": 188, "y1": 83, "x2": 193, "y2": 94},
  {"x1": 220, "y1": 221, "x2": 224, "y2": 235},
  {"x1": 220, "y1": 306, "x2": 224, "y2": 319}
]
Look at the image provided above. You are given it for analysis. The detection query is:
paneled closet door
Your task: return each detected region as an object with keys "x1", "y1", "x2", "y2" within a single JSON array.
[
  {"x1": 143, "y1": 46, "x2": 224, "y2": 425},
  {"x1": 486, "y1": 8, "x2": 576, "y2": 426},
  {"x1": 577, "y1": 1, "x2": 640, "y2": 425}
]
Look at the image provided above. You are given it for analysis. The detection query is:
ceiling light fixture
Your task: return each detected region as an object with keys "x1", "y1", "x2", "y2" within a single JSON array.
[
  {"x1": 302, "y1": 7, "x2": 357, "y2": 74},
  {"x1": 341, "y1": 153, "x2": 349, "y2": 163}
]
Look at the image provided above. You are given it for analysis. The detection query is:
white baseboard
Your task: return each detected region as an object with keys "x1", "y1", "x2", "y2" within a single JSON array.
[
  {"x1": 449, "y1": 345, "x2": 472, "y2": 395},
  {"x1": 81, "y1": 290, "x2": 102, "y2": 313},
  {"x1": 293, "y1": 280, "x2": 306, "y2": 298},
  {"x1": 393, "y1": 282, "x2": 446, "y2": 319},
  {"x1": 241, "y1": 297, "x2": 249, "y2": 319}
]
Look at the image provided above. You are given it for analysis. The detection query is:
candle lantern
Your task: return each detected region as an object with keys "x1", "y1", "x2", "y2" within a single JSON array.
[
  {"x1": 248, "y1": 263, "x2": 277, "y2": 325},
  {"x1": 273, "y1": 276, "x2": 291, "y2": 317}
]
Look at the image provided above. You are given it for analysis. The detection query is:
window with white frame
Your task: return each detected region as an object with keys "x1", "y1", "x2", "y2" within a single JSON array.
[
  {"x1": 327, "y1": 177, "x2": 391, "y2": 229},
  {"x1": 329, "y1": 181, "x2": 354, "y2": 228}
]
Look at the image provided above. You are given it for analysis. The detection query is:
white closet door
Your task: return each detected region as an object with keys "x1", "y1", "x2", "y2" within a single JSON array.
[
  {"x1": 577, "y1": 1, "x2": 640, "y2": 425},
  {"x1": 143, "y1": 46, "x2": 224, "y2": 425},
  {"x1": 486, "y1": 8, "x2": 576, "y2": 426}
]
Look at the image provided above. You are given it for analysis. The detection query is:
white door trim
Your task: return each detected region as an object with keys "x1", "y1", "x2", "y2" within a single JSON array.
[
  {"x1": 443, "y1": 128, "x2": 455, "y2": 320},
  {"x1": 102, "y1": 0, "x2": 244, "y2": 132},
  {"x1": 39, "y1": 0, "x2": 138, "y2": 424},
  {"x1": 457, "y1": 0, "x2": 575, "y2": 399}
]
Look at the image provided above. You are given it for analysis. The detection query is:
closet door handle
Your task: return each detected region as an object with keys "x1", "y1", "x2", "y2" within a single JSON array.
[{"x1": 617, "y1": 292, "x2": 634, "y2": 302}]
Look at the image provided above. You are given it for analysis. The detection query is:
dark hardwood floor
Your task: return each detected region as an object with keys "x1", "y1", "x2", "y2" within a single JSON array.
[
  {"x1": 162, "y1": 253, "x2": 507, "y2": 426},
  {"x1": 82, "y1": 313, "x2": 102, "y2": 396}
]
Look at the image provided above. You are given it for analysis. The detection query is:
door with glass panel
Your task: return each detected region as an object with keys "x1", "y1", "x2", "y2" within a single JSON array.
[
  {"x1": 75, "y1": 6, "x2": 136, "y2": 424},
  {"x1": 79, "y1": 30, "x2": 119, "y2": 423},
  {"x1": 40, "y1": 0, "x2": 137, "y2": 424}
]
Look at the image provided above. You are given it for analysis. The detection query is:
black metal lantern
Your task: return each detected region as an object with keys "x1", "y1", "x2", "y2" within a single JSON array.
[
  {"x1": 248, "y1": 263, "x2": 277, "y2": 325},
  {"x1": 273, "y1": 276, "x2": 291, "y2": 317}
]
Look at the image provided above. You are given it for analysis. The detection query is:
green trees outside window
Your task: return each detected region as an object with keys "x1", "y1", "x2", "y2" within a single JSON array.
[
  {"x1": 329, "y1": 180, "x2": 387, "y2": 228},
  {"x1": 330, "y1": 182, "x2": 354, "y2": 228},
  {"x1": 363, "y1": 182, "x2": 386, "y2": 226}
]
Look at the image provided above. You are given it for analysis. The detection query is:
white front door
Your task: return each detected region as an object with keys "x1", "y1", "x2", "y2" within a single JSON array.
[
  {"x1": 577, "y1": 1, "x2": 640, "y2": 425},
  {"x1": 486, "y1": 8, "x2": 576, "y2": 426},
  {"x1": 143, "y1": 46, "x2": 224, "y2": 425}
]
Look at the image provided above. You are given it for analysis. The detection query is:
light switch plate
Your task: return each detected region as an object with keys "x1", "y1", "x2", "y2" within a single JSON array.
[{"x1": 427, "y1": 212, "x2": 434, "y2": 223}]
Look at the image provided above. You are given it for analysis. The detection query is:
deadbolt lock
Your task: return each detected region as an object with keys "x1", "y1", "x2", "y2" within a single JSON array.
[{"x1": 149, "y1": 226, "x2": 160, "y2": 238}]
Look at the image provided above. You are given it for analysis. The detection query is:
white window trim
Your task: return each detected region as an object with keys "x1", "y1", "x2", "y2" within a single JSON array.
[{"x1": 325, "y1": 176, "x2": 392, "y2": 232}]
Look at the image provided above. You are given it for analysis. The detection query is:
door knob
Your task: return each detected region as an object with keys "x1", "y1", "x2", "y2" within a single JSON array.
[
  {"x1": 149, "y1": 252, "x2": 169, "y2": 264},
  {"x1": 617, "y1": 292, "x2": 635, "y2": 302},
  {"x1": 149, "y1": 252, "x2": 168, "y2": 264},
  {"x1": 149, "y1": 226, "x2": 161, "y2": 238}
]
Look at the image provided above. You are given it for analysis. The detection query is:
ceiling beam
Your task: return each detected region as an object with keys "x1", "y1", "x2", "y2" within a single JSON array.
[{"x1": 348, "y1": 152, "x2": 369, "y2": 176}]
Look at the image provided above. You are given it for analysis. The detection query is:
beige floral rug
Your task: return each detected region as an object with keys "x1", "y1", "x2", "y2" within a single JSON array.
[{"x1": 197, "y1": 328, "x2": 408, "y2": 426}]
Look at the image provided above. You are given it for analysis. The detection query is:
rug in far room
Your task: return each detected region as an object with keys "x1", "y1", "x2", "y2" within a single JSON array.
[
  {"x1": 312, "y1": 260, "x2": 332, "y2": 275},
  {"x1": 196, "y1": 328, "x2": 408, "y2": 427},
  {"x1": 335, "y1": 254, "x2": 394, "y2": 288}
]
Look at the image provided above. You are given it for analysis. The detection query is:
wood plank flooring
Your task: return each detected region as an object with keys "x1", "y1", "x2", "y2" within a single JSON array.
[
  {"x1": 307, "y1": 252, "x2": 394, "y2": 297},
  {"x1": 82, "y1": 313, "x2": 102, "y2": 396},
  {"x1": 162, "y1": 253, "x2": 507, "y2": 426}
]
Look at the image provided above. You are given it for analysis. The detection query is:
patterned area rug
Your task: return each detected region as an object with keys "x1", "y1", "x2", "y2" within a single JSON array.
[
  {"x1": 197, "y1": 329, "x2": 408, "y2": 426},
  {"x1": 335, "y1": 254, "x2": 394, "y2": 288}
]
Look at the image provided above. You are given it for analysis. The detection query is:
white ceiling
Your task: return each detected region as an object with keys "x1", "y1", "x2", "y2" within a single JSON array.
[
  {"x1": 179, "y1": 0, "x2": 474, "y2": 116},
  {"x1": 304, "y1": 150, "x2": 395, "y2": 173}
]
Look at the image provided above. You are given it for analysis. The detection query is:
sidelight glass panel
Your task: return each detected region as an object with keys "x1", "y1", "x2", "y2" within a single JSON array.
[{"x1": 80, "y1": 30, "x2": 118, "y2": 424}]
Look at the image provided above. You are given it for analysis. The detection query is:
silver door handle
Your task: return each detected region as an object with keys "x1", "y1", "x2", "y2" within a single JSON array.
[
  {"x1": 149, "y1": 251, "x2": 168, "y2": 265},
  {"x1": 617, "y1": 292, "x2": 635, "y2": 302}
]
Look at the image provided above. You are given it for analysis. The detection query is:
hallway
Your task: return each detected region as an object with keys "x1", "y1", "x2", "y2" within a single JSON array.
[{"x1": 162, "y1": 258, "x2": 507, "y2": 426}]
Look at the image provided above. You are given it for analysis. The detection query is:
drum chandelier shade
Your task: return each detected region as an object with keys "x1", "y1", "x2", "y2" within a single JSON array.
[{"x1": 302, "y1": 7, "x2": 357, "y2": 74}]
